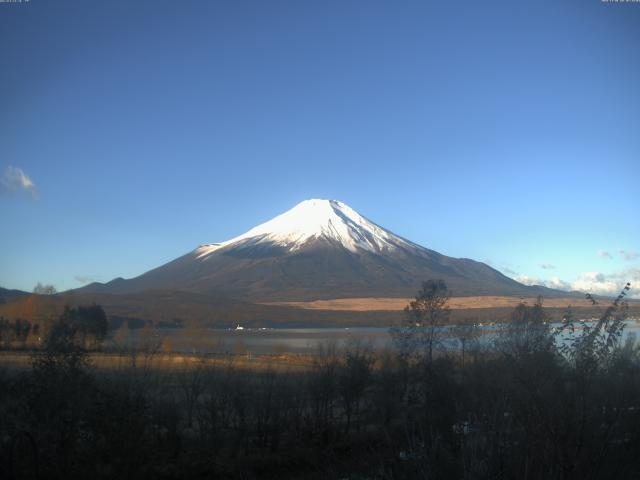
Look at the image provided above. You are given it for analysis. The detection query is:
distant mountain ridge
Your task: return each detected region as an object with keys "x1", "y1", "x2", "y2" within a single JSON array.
[
  {"x1": 0, "y1": 287, "x2": 29, "y2": 303},
  {"x1": 79, "y1": 199, "x2": 572, "y2": 301}
]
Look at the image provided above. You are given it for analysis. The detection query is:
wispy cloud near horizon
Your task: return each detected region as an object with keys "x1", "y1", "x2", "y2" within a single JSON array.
[
  {"x1": 0, "y1": 166, "x2": 38, "y2": 199},
  {"x1": 516, "y1": 268, "x2": 639, "y2": 299},
  {"x1": 597, "y1": 250, "x2": 613, "y2": 260},
  {"x1": 74, "y1": 275, "x2": 96, "y2": 285}
]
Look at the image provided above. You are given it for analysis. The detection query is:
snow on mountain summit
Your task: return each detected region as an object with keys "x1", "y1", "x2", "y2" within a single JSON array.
[
  {"x1": 78, "y1": 199, "x2": 549, "y2": 300},
  {"x1": 195, "y1": 199, "x2": 414, "y2": 258}
]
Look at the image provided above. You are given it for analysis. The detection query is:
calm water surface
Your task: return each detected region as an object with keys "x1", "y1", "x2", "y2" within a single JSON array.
[{"x1": 112, "y1": 319, "x2": 640, "y2": 355}]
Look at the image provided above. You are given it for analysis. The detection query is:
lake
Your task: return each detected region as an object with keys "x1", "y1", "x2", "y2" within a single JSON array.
[{"x1": 110, "y1": 319, "x2": 640, "y2": 355}]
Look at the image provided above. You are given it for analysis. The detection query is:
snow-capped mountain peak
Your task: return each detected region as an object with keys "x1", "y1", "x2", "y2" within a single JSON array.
[
  {"x1": 79, "y1": 199, "x2": 546, "y2": 300},
  {"x1": 195, "y1": 199, "x2": 413, "y2": 258}
]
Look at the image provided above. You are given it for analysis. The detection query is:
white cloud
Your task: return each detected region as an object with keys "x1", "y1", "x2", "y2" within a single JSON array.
[
  {"x1": 74, "y1": 275, "x2": 95, "y2": 285},
  {"x1": 0, "y1": 166, "x2": 37, "y2": 198},
  {"x1": 619, "y1": 250, "x2": 639, "y2": 261},
  {"x1": 546, "y1": 277, "x2": 572, "y2": 290},
  {"x1": 515, "y1": 275, "x2": 542, "y2": 285},
  {"x1": 598, "y1": 250, "x2": 613, "y2": 260},
  {"x1": 540, "y1": 263, "x2": 555, "y2": 270},
  {"x1": 571, "y1": 272, "x2": 620, "y2": 296},
  {"x1": 516, "y1": 275, "x2": 571, "y2": 291},
  {"x1": 517, "y1": 268, "x2": 639, "y2": 299}
]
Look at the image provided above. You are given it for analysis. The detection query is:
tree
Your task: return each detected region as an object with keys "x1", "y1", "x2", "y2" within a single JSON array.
[
  {"x1": 495, "y1": 295, "x2": 553, "y2": 360},
  {"x1": 452, "y1": 322, "x2": 481, "y2": 369},
  {"x1": 338, "y1": 339, "x2": 373, "y2": 434},
  {"x1": 78, "y1": 304, "x2": 109, "y2": 347},
  {"x1": 33, "y1": 282, "x2": 57, "y2": 295},
  {"x1": 47, "y1": 304, "x2": 109, "y2": 350},
  {"x1": 398, "y1": 279, "x2": 451, "y2": 364},
  {"x1": 0, "y1": 317, "x2": 32, "y2": 349},
  {"x1": 13, "y1": 318, "x2": 32, "y2": 347},
  {"x1": 562, "y1": 283, "x2": 632, "y2": 375},
  {"x1": 0, "y1": 316, "x2": 12, "y2": 348}
]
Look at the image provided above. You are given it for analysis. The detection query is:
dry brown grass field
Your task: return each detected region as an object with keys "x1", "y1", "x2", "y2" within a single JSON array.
[
  {"x1": 0, "y1": 350, "x2": 316, "y2": 372},
  {"x1": 264, "y1": 295, "x2": 624, "y2": 311}
]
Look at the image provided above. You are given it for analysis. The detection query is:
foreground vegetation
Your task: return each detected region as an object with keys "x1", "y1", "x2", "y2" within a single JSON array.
[{"x1": 0, "y1": 283, "x2": 638, "y2": 479}]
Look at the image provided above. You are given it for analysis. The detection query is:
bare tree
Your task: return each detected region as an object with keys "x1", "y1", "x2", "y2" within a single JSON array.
[
  {"x1": 495, "y1": 295, "x2": 553, "y2": 361},
  {"x1": 393, "y1": 280, "x2": 451, "y2": 364},
  {"x1": 178, "y1": 358, "x2": 206, "y2": 429},
  {"x1": 453, "y1": 323, "x2": 481, "y2": 369},
  {"x1": 33, "y1": 282, "x2": 57, "y2": 295},
  {"x1": 338, "y1": 339, "x2": 374, "y2": 434}
]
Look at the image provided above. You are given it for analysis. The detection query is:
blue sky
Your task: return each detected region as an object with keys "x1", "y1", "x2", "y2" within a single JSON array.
[{"x1": 1, "y1": 0, "x2": 639, "y2": 296}]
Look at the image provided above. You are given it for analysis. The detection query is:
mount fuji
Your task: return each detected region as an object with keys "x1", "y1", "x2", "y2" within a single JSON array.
[{"x1": 80, "y1": 199, "x2": 558, "y2": 301}]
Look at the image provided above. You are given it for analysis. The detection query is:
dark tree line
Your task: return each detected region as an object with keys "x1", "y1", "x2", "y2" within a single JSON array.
[
  {"x1": 0, "y1": 317, "x2": 37, "y2": 348},
  {"x1": 48, "y1": 304, "x2": 109, "y2": 349},
  {"x1": 0, "y1": 304, "x2": 108, "y2": 351}
]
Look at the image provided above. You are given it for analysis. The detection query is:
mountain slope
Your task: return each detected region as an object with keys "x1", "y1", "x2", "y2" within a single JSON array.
[
  {"x1": 0, "y1": 287, "x2": 30, "y2": 303},
  {"x1": 79, "y1": 199, "x2": 568, "y2": 301}
]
